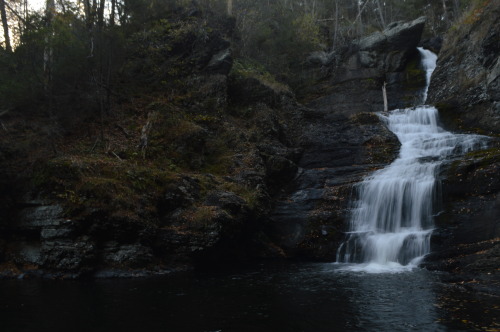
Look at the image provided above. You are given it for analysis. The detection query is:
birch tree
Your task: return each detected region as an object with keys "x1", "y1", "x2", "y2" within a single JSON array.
[
  {"x1": 374, "y1": 0, "x2": 386, "y2": 28},
  {"x1": 44, "y1": 0, "x2": 55, "y2": 94}
]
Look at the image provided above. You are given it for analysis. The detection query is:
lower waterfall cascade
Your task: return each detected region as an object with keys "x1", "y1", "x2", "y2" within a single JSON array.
[{"x1": 335, "y1": 48, "x2": 487, "y2": 273}]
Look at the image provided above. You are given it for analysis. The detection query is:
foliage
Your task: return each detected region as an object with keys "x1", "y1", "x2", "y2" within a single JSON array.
[
  {"x1": 231, "y1": 58, "x2": 290, "y2": 94},
  {"x1": 0, "y1": 0, "x2": 481, "y2": 225},
  {"x1": 0, "y1": 0, "x2": 478, "y2": 114}
]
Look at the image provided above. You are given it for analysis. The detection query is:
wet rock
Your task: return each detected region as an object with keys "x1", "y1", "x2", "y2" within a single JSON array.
[
  {"x1": 41, "y1": 237, "x2": 96, "y2": 271},
  {"x1": 41, "y1": 227, "x2": 73, "y2": 240},
  {"x1": 93, "y1": 268, "x2": 178, "y2": 279},
  {"x1": 17, "y1": 205, "x2": 65, "y2": 229},
  {"x1": 420, "y1": 36, "x2": 443, "y2": 54},
  {"x1": 263, "y1": 155, "x2": 298, "y2": 187},
  {"x1": 103, "y1": 242, "x2": 153, "y2": 268},
  {"x1": 428, "y1": 1, "x2": 500, "y2": 134},
  {"x1": 159, "y1": 176, "x2": 201, "y2": 219},
  {"x1": 14, "y1": 242, "x2": 42, "y2": 265},
  {"x1": 306, "y1": 51, "x2": 336, "y2": 66},
  {"x1": 355, "y1": 16, "x2": 426, "y2": 71},
  {"x1": 268, "y1": 110, "x2": 400, "y2": 259},
  {"x1": 425, "y1": 143, "x2": 500, "y2": 295},
  {"x1": 304, "y1": 17, "x2": 427, "y2": 116},
  {"x1": 204, "y1": 191, "x2": 247, "y2": 215},
  {"x1": 206, "y1": 48, "x2": 233, "y2": 75}
]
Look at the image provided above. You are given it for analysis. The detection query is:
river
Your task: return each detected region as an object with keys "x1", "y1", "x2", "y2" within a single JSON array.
[
  {"x1": 2, "y1": 49, "x2": 497, "y2": 332},
  {"x1": 1, "y1": 261, "x2": 498, "y2": 331}
]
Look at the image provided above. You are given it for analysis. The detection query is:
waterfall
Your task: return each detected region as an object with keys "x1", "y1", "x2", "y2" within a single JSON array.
[
  {"x1": 336, "y1": 49, "x2": 486, "y2": 273},
  {"x1": 418, "y1": 47, "x2": 438, "y2": 103}
]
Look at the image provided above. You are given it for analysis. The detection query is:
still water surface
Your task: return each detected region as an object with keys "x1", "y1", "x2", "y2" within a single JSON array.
[{"x1": 0, "y1": 262, "x2": 495, "y2": 331}]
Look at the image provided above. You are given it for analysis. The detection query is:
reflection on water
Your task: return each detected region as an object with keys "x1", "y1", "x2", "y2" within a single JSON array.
[{"x1": 0, "y1": 262, "x2": 494, "y2": 331}]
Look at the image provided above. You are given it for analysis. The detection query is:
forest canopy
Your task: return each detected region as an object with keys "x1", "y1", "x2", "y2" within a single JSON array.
[{"x1": 0, "y1": 0, "x2": 482, "y2": 117}]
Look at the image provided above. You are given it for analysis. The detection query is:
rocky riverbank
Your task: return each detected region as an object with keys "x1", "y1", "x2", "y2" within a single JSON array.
[
  {"x1": 0, "y1": 1, "x2": 498, "y2": 291},
  {"x1": 0, "y1": 13, "x2": 427, "y2": 278},
  {"x1": 0, "y1": 10, "x2": 305, "y2": 278},
  {"x1": 423, "y1": 0, "x2": 500, "y2": 295},
  {"x1": 268, "y1": 16, "x2": 427, "y2": 260}
]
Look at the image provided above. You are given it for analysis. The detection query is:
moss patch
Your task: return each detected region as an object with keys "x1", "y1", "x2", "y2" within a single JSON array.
[{"x1": 230, "y1": 58, "x2": 291, "y2": 95}]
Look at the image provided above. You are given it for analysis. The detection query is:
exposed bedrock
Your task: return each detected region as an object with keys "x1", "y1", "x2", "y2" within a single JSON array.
[
  {"x1": 304, "y1": 16, "x2": 427, "y2": 115},
  {"x1": 428, "y1": 2, "x2": 500, "y2": 135},
  {"x1": 423, "y1": 1, "x2": 500, "y2": 294},
  {"x1": 266, "y1": 17, "x2": 430, "y2": 259}
]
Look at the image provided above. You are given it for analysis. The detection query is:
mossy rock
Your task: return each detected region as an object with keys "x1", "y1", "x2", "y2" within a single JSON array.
[
  {"x1": 402, "y1": 57, "x2": 426, "y2": 90},
  {"x1": 32, "y1": 158, "x2": 83, "y2": 191},
  {"x1": 435, "y1": 101, "x2": 465, "y2": 131},
  {"x1": 350, "y1": 112, "x2": 380, "y2": 125}
]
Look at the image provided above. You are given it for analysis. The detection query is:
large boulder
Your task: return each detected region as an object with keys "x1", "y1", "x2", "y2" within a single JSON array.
[
  {"x1": 304, "y1": 17, "x2": 427, "y2": 116},
  {"x1": 354, "y1": 16, "x2": 426, "y2": 71}
]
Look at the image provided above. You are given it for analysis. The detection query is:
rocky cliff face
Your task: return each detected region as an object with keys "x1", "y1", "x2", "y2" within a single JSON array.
[
  {"x1": 269, "y1": 112, "x2": 399, "y2": 259},
  {"x1": 423, "y1": 0, "x2": 500, "y2": 294},
  {"x1": 267, "y1": 18, "x2": 427, "y2": 259},
  {"x1": 304, "y1": 16, "x2": 427, "y2": 114},
  {"x1": 0, "y1": 12, "x2": 452, "y2": 278},
  {"x1": 0, "y1": 12, "x2": 304, "y2": 278},
  {"x1": 428, "y1": 1, "x2": 500, "y2": 135},
  {"x1": 425, "y1": 142, "x2": 500, "y2": 294}
]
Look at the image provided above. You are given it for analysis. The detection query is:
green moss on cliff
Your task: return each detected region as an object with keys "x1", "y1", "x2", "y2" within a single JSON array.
[
  {"x1": 230, "y1": 59, "x2": 291, "y2": 94},
  {"x1": 464, "y1": 146, "x2": 500, "y2": 165}
]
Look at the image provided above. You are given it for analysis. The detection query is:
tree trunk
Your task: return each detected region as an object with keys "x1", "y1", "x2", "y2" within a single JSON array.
[
  {"x1": 375, "y1": 0, "x2": 386, "y2": 29},
  {"x1": 333, "y1": 0, "x2": 338, "y2": 48},
  {"x1": 227, "y1": 0, "x2": 233, "y2": 16},
  {"x1": 382, "y1": 82, "x2": 388, "y2": 112},
  {"x1": 45, "y1": 0, "x2": 55, "y2": 19},
  {"x1": 442, "y1": 0, "x2": 448, "y2": 23},
  {"x1": 83, "y1": 0, "x2": 95, "y2": 57},
  {"x1": 97, "y1": 0, "x2": 105, "y2": 28},
  {"x1": 91, "y1": 0, "x2": 97, "y2": 20},
  {"x1": 83, "y1": 0, "x2": 91, "y2": 26},
  {"x1": 44, "y1": 0, "x2": 55, "y2": 86},
  {"x1": 0, "y1": 0, "x2": 11, "y2": 52},
  {"x1": 57, "y1": 0, "x2": 66, "y2": 13},
  {"x1": 110, "y1": 0, "x2": 116, "y2": 26},
  {"x1": 44, "y1": 0, "x2": 55, "y2": 110},
  {"x1": 357, "y1": 0, "x2": 363, "y2": 35}
]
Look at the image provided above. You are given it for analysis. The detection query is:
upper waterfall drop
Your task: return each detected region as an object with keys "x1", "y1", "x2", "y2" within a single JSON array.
[
  {"x1": 335, "y1": 48, "x2": 487, "y2": 273},
  {"x1": 418, "y1": 47, "x2": 438, "y2": 103}
]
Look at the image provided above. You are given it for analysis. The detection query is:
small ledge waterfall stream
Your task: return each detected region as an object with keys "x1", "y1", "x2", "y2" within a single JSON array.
[{"x1": 336, "y1": 48, "x2": 486, "y2": 273}]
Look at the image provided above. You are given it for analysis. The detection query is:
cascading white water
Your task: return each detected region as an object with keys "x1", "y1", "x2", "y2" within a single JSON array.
[
  {"x1": 336, "y1": 48, "x2": 487, "y2": 273},
  {"x1": 418, "y1": 47, "x2": 438, "y2": 102}
]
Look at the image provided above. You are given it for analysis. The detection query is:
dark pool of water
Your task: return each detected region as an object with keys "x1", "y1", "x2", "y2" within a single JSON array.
[{"x1": 0, "y1": 262, "x2": 497, "y2": 332}]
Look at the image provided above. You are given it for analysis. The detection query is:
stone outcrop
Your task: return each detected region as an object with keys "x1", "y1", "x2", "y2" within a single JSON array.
[
  {"x1": 353, "y1": 16, "x2": 426, "y2": 71},
  {"x1": 424, "y1": 142, "x2": 500, "y2": 294},
  {"x1": 422, "y1": 1, "x2": 500, "y2": 295},
  {"x1": 0, "y1": 11, "x2": 303, "y2": 278},
  {"x1": 268, "y1": 112, "x2": 400, "y2": 259},
  {"x1": 428, "y1": 1, "x2": 500, "y2": 135},
  {"x1": 8, "y1": 9, "x2": 489, "y2": 280},
  {"x1": 266, "y1": 17, "x2": 428, "y2": 259},
  {"x1": 304, "y1": 16, "x2": 427, "y2": 115}
]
